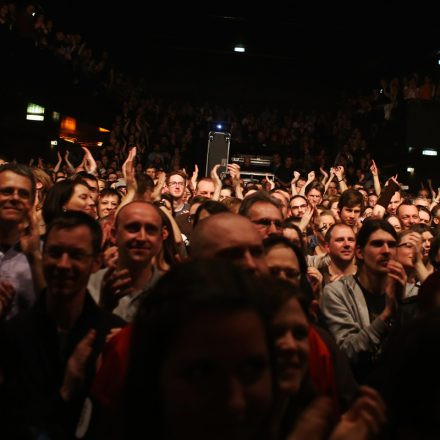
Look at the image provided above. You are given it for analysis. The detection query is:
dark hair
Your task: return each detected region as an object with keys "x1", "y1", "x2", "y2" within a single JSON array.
[
  {"x1": 193, "y1": 200, "x2": 229, "y2": 227},
  {"x1": 338, "y1": 188, "x2": 365, "y2": 212},
  {"x1": 324, "y1": 222, "x2": 353, "y2": 243},
  {"x1": 356, "y1": 218, "x2": 398, "y2": 249},
  {"x1": 99, "y1": 187, "x2": 121, "y2": 203},
  {"x1": 0, "y1": 163, "x2": 36, "y2": 203},
  {"x1": 417, "y1": 205, "x2": 432, "y2": 222},
  {"x1": 304, "y1": 181, "x2": 324, "y2": 197},
  {"x1": 43, "y1": 179, "x2": 90, "y2": 226},
  {"x1": 166, "y1": 170, "x2": 187, "y2": 184},
  {"x1": 262, "y1": 235, "x2": 314, "y2": 307},
  {"x1": 238, "y1": 191, "x2": 281, "y2": 218},
  {"x1": 410, "y1": 223, "x2": 433, "y2": 235},
  {"x1": 124, "y1": 259, "x2": 274, "y2": 439},
  {"x1": 44, "y1": 210, "x2": 102, "y2": 255},
  {"x1": 155, "y1": 208, "x2": 182, "y2": 268},
  {"x1": 281, "y1": 218, "x2": 305, "y2": 251}
]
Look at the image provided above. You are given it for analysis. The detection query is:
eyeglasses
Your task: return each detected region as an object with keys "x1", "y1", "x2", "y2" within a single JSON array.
[
  {"x1": 44, "y1": 247, "x2": 94, "y2": 262},
  {"x1": 397, "y1": 242, "x2": 414, "y2": 249},
  {"x1": 168, "y1": 182, "x2": 185, "y2": 187},
  {"x1": 269, "y1": 267, "x2": 301, "y2": 280},
  {"x1": 252, "y1": 218, "x2": 283, "y2": 229}
]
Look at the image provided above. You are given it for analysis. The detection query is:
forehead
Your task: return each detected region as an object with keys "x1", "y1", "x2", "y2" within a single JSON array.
[
  {"x1": 0, "y1": 170, "x2": 32, "y2": 189},
  {"x1": 399, "y1": 205, "x2": 418, "y2": 216},
  {"x1": 308, "y1": 188, "x2": 322, "y2": 196},
  {"x1": 118, "y1": 203, "x2": 161, "y2": 226},
  {"x1": 366, "y1": 229, "x2": 396, "y2": 243},
  {"x1": 73, "y1": 184, "x2": 90, "y2": 195},
  {"x1": 291, "y1": 197, "x2": 307, "y2": 207},
  {"x1": 169, "y1": 174, "x2": 185, "y2": 182},
  {"x1": 100, "y1": 194, "x2": 119, "y2": 203},
  {"x1": 318, "y1": 215, "x2": 335, "y2": 224},
  {"x1": 331, "y1": 225, "x2": 355, "y2": 239},
  {"x1": 209, "y1": 219, "x2": 262, "y2": 253},
  {"x1": 249, "y1": 202, "x2": 282, "y2": 219},
  {"x1": 266, "y1": 245, "x2": 299, "y2": 269},
  {"x1": 46, "y1": 225, "x2": 92, "y2": 248},
  {"x1": 198, "y1": 180, "x2": 214, "y2": 191},
  {"x1": 390, "y1": 192, "x2": 401, "y2": 202},
  {"x1": 273, "y1": 297, "x2": 308, "y2": 327}
]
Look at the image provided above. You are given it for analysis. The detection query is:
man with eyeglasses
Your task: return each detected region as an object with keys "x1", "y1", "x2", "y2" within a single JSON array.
[
  {"x1": 238, "y1": 191, "x2": 283, "y2": 239},
  {"x1": 289, "y1": 195, "x2": 309, "y2": 218},
  {"x1": 321, "y1": 219, "x2": 409, "y2": 382},
  {"x1": 0, "y1": 163, "x2": 37, "y2": 320},
  {"x1": 0, "y1": 211, "x2": 125, "y2": 438},
  {"x1": 166, "y1": 171, "x2": 189, "y2": 217}
]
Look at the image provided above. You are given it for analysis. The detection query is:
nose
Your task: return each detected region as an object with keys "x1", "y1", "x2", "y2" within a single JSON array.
[
  {"x1": 241, "y1": 250, "x2": 258, "y2": 274},
  {"x1": 267, "y1": 222, "x2": 280, "y2": 236},
  {"x1": 137, "y1": 226, "x2": 147, "y2": 241},
  {"x1": 280, "y1": 331, "x2": 299, "y2": 351},
  {"x1": 226, "y1": 377, "x2": 246, "y2": 417},
  {"x1": 57, "y1": 252, "x2": 72, "y2": 269}
]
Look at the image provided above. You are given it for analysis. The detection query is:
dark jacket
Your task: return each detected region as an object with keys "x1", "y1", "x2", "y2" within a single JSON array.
[{"x1": 0, "y1": 291, "x2": 125, "y2": 439}]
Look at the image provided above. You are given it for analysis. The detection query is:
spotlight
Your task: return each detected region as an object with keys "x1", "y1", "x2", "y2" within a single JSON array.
[
  {"x1": 216, "y1": 124, "x2": 223, "y2": 130},
  {"x1": 422, "y1": 149, "x2": 438, "y2": 156},
  {"x1": 407, "y1": 167, "x2": 414, "y2": 173}
]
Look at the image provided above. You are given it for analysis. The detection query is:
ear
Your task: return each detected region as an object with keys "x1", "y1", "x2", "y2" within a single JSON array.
[
  {"x1": 110, "y1": 226, "x2": 117, "y2": 242},
  {"x1": 161, "y1": 226, "x2": 169, "y2": 241}
]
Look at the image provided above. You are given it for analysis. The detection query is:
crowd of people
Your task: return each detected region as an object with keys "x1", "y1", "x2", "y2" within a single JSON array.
[{"x1": 2, "y1": 3, "x2": 440, "y2": 440}]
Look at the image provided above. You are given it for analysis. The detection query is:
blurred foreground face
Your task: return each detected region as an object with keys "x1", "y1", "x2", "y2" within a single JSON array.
[
  {"x1": 271, "y1": 298, "x2": 310, "y2": 394},
  {"x1": 160, "y1": 310, "x2": 273, "y2": 440},
  {"x1": 265, "y1": 244, "x2": 301, "y2": 286}
]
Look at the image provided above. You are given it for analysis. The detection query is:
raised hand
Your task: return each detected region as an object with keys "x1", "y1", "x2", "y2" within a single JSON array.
[
  {"x1": 190, "y1": 164, "x2": 199, "y2": 191},
  {"x1": 122, "y1": 147, "x2": 137, "y2": 192},
  {"x1": 81, "y1": 146, "x2": 97, "y2": 175},
  {"x1": 307, "y1": 170, "x2": 315, "y2": 182},
  {"x1": 60, "y1": 329, "x2": 97, "y2": 401},
  {"x1": 370, "y1": 159, "x2": 379, "y2": 176},
  {"x1": 292, "y1": 170, "x2": 300, "y2": 182},
  {"x1": 265, "y1": 173, "x2": 275, "y2": 190},
  {"x1": 99, "y1": 266, "x2": 133, "y2": 311}
]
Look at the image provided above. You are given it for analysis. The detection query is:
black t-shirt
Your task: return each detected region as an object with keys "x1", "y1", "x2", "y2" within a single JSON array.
[{"x1": 354, "y1": 275, "x2": 385, "y2": 325}]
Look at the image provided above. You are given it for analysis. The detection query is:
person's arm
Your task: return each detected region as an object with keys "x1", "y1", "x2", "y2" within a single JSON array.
[
  {"x1": 210, "y1": 164, "x2": 222, "y2": 201},
  {"x1": 190, "y1": 164, "x2": 199, "y2": 193},
  {"x1": 320, "y1": 280, "x2": 393, "y2": 362},
  {"x1": 64, "y1": 150, "x2": 75, "y2": 174},
  {"x1": 53, "y1": 151, "x2": 63, "y2": 173},
  {"x1": 299, "y1": 171, "x2": 315, "y2": 196},
  {"x1": 324, "y1": 168, "x2": 336, "y2": 195},
  {"x1": 375, "y1": 177, "x2": 400, "y2": 214},
  {"x1": 369, "y1": 159, "x2": 381, "y2": 196},
  {"x1": 82, "y1": 146, "x2": 97, "y2": 176},
  {"x1": 290, "y1": 171, "x2": 300, "y2": 196},
  {"x1": 333, "y1": 166, "x2": 348, "y2": 192},
  {"x1": 115, "y1": 147, "x2": 137, "y2": 216},
  {"x1": 228, "y1": 163, "x2": 243, "y2": 199},
  {"x1": 151, "y1": 171, "x2": 166, "y2": 201},
  {"x1": 319, "y1": 167, "x2": 329, "y2": 185},
  {"x1": 159, "y1": 205, "x2": 183, "y2": 245}
]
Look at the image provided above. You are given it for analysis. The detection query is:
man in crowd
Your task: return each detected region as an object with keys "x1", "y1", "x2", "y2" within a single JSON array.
[
  {"x1": 88, "y1": 201, "x2": 166, "y2": 322},
  {"x1": 0, "y1": 211, "x2": 125, "y2": 438},
  {"x1": 0, "y1": 163, "x2": 36, "y2": 319},
  {"x1": 397, "y1": 200, "x2": 420, "y2": 230},
  {"x1": 166, "y1": 171, "x2": 189, "y2": 216},
  {"x1": 320, "y1": 219, "x2": 408, "y2": 382},
  {"x1": 338, "y1": 188, "x2": 364, "y2": 232}
]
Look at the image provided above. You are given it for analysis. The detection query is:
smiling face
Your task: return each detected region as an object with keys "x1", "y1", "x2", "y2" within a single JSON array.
[
  {"x1": 114, "y1": 202, "x2": 165, "y2": 267},
  {"x1": 0, "y1": 170, "x2": 33, "y2": 225},
  {"x1": 271, "y1": 298, "x2": 310, "y2": 395},
  {"x1": 64, "y1": 183, "x2": 96, "y2": 217}
]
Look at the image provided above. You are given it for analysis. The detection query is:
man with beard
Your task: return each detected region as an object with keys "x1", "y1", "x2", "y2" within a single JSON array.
[
  {"x1": 88, "y1": 201, "x2": 166, "y2": 322},
  {"x1": 0, "y1": 211, "x2": 124, "y2": 439},
  {"x1": 320, "y1": 219, "x2": 407, "y2": 382}
]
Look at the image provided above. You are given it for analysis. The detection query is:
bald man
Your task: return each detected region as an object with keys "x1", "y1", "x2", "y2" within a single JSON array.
[{"x1": 190, "y1": 212, "x2": 268, "y2": 276}]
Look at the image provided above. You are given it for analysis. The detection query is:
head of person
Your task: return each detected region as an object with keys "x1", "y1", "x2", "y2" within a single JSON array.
[
  {"x1": 0, "y1": 163, "x2": 36, "y2": 226},
  {"x1": 397, "y1": 200, "x2": 420, "y2": 230},
  {"x1": 387, "y1": 191, "x2": 402, "y2": 215},
  {"x1": 219, "y1": 185, "x2": 233, "y2": 202},
  {"x1": 304, "y1": 181, "x2": 324, "y2": 207},
  {"x1": 411, "y1": 223, "x2": 434, "y2": 262},
  {"x1": 239, "y1": 191, "x2": 283, "y2": 239},
  {"x1": 97, "y1": 188, "x2": 121, "y2": 219},
  {"x1": 281, "y1": 219, "x2": 305, "y2": 251},
  {"x1": 338, "y1": 188, "x2": 364, "y2": 228},
  {"x1": 429, "y1": 233, "x2": 440, "y2": 271},
  {"x1": 368, "y1": 192, "x2": 378, "y2": 208},
  {"x1": 270, "y1": 190, "x2": 289, "y2": 218},
  {"x1": 32, "y1": 167, "x2": 53, "y2": 206},
  {"x1": 385, "y1": 214, "x2": 402, "y2": 234},
  {"x1": 289, "y1": 195, "x2": 308, "y2": 219},
  {"x1": 42, "y1": 211, "x2": 102, "y2": 298},
  {"x1": 124, "y1": 259, "x2": 274, "y2": 440},
  {"x1": 43, "y1": 179, "x2": 96, "y2": 226},
  {"x1": 193, "y1": 200, "x2": 230, "y2": 227},
  {"x1": 431, "y1": 204, "x2": 440, "y2": 228},
  {"x1": 75, "y1": 171, "x2": 99, "y2": 201},
  {"x1": 113, "y1": 201, "x2": 166, "y2": 268},
  {"x1": 222, "y1": 196, "x2": 242, "y2": 214},
  {"x1": 190, "y1": 212, "x2": 268, "y2": 276},
  {"x1": 355, "y1": 218, "x2": 398, "y2": 274},
  {"x1": 327, "y1": 180, "x2": 338, "y2": 196},
  {"x1": 145, "y1": 165, "x2": 157, "y2": 180},
  {"x1": 313, "y1": 210, "x2": 336, "y2": 243},
  {"x1": 325, "y1": 223, "x2": 356, "y2": 264},
  {"x1": 395, "y1": 229, "x2": 420, "y2": 271},
  {"x1": 418, "y1": 205, "x2": 431, "y2": 225},
  {"x1": 195, "y1": 178, "x2": 215, "y2": 199},
  {"x1": 256, "y1": 276, "x2": 310, "y2": 396},
  {"x1": 166, "y1": 171, "x2": 187, "y2": 199}
]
